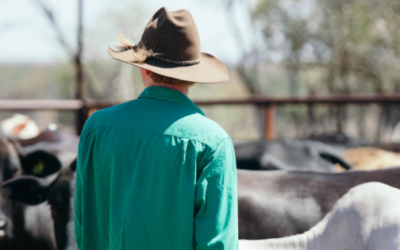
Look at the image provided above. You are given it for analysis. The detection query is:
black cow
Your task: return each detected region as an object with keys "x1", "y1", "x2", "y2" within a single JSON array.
[
  {"x1": 4, "y1": 161, "x2": 77, "y2": 250},
  {"x1": 235, "y1": 139, "x2": 352, "y2": 171},
  {"x1": 14, "y1": 127, "x2": 79, "y2": 172},
  {"x1": 238, "y1": 167, "x2": 400, "y2": 239},
  {"x1": 0, "y1": 131, "x2": 63, "y2": 250}
]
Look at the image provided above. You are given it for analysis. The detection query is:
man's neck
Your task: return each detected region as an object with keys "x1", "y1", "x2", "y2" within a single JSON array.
[{"x1": 148, "y1": 83, "x2": 189, "y2": 96}]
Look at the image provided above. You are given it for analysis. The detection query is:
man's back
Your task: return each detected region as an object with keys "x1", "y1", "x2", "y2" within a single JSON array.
[{"x1": 75, "y1": 87, "x2": 238, "y2": 249}]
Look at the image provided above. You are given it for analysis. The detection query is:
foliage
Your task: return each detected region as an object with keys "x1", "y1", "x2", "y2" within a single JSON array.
[{"x1": 253, "y1": 0, "x2": 400, "y2": 95}]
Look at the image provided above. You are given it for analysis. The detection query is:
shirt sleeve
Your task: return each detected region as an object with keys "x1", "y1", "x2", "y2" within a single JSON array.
[
  {"x1": 74, "y1": 166, "x2": 82, "y2": 248},
  {"x1": 74, "y1": 143, "x2": 84, "y2": 249},
  {"x1": 74, "y1": 127, "x2": 94, "y2": 249},
  {"x1": 74, "y1": 115, "x2": 97, "y2": 249},
  {"x1": 194, "y1": 138, "x2": 238, "y2": 250}
]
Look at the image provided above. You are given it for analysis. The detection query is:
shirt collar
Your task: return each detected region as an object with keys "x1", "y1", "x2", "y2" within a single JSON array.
[{"x1": 139, "y1": 86, "x2": 205, "y2": 116}]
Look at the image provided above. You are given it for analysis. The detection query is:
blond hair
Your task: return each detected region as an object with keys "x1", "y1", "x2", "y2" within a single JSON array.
[{"x1": 116, "y1": 34, "x2": 195, "y2": 86}]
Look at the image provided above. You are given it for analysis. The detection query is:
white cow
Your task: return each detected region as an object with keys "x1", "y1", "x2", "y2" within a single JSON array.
[{"x1": 239, "y1": 182, "x2": 400, "y2": 250}]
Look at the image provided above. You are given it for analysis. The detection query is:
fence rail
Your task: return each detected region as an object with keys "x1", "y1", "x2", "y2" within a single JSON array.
[
  {"x1": 1, "y1": 94, "x2": 400, "y2": 137},
  {"x1": 0, "y1": 100, "x2": 83, "y2": 110}
]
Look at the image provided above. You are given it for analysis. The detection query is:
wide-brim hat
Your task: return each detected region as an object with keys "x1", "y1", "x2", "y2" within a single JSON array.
[{"x1": 108, "y1": 7, "x2": 229, "y2": 83}]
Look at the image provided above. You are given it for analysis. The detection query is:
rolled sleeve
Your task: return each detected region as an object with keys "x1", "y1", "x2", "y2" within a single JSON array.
[{"x1": 194, "y1": 138, "x2": 238, "y2": 250}]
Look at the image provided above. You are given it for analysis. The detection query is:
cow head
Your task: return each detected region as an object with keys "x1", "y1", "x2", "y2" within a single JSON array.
[
  {"x1": 4, "y1": 160, "x2": 77, "y2": 250},
  {"x1": 20, "y1": 150, "x2": 62, "y2": 178},
  {"x1": 0, "y1": 131, "x2": 62, "y2": 244}
]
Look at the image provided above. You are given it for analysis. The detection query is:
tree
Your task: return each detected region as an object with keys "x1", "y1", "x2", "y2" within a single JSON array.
[
  {"x1": 253, "y1": 0, "x2": 400, "y2": 95},
  {"x1": 219, "y1": 0, "x2": 263, "y2": 95},
  {"x1": 253, "y1": 0, "x2": 400, "y2": 140},
  {"x1": 31, "y1": 0, "x2": 84, "y2": 99}
]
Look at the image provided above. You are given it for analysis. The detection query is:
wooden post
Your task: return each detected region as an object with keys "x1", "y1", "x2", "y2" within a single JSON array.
[
  {"x1": 258, "y1": 106, "x2": 265, "y2": 140},
  {"x1": 75, "y1": 0, "x2": 83, "y2": 101},
  {"x1": 75, "y1": 0, "x2": 84, "y2": 135},
  {"x1": 76, "y1": 105, "x2": 89, "y2": 135},
  {"x1": 264, "y1": 105, "x2": 275, "y2": 140}
]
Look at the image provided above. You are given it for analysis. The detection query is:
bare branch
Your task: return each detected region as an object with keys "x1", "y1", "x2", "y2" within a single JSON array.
[
  {"x1": 32, "y1": 0, "x2": 74, "y2": 56},
  {"x1": 75, "y1": 0, "x2": 84, "y2": 100},
  {"x1": 77, "y1": 0, "x2": 83, "y2": 56}
]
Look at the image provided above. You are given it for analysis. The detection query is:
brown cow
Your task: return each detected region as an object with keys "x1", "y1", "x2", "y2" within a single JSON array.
[{"x1": 344, "y1": 147, "x2": 400, "y2": 170}]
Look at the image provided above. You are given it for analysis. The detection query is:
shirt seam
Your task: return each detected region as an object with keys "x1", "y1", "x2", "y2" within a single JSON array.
[{"x1": 81, "y1": 126, "x2": 230, "y2": 151}]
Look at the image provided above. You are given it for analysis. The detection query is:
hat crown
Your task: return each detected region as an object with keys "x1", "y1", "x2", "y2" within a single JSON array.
[{"x1": 140, "y1": 7, "x2": 201, "y2": 62}]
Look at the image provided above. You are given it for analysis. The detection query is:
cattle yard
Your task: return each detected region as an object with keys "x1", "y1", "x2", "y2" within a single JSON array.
[
  {"x1": 1, "y1": 94, "x2": 400, "y2": 142},
  {"x1": 3, "y1": 96, "x2": 400, "y2": 249},
  {"x1": 4, "y1": 0, "x2": 400, "y2": 248}
]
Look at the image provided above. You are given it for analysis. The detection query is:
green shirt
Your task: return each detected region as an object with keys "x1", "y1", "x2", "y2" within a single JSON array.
[{"x1": 74, "y1": 86, "x2": 238, "y2": 250}]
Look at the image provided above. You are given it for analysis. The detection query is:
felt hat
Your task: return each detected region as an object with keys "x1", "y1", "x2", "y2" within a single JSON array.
[{"x1": 108, "y1": 7, "x2": 229, "y2": 83}]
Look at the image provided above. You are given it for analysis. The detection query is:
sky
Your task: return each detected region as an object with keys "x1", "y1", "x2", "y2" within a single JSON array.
[{"x1": 0, "y1": 0, "x2": 257, "y2": 65}]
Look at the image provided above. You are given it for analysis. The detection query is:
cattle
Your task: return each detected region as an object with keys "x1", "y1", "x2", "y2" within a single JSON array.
[
  {"x1": 0, "y1": 122, "x2": 80, "y2": 250},
  {"x1": 0, "y1": 114, "x2": 79, "y2": 249},
  {"x1": 11, "y1": 140, "x2": 400, "y2": 247},
  {"x1": 4, "y1": 160, "x2": 77, "y2": 250},
  {"x1": 239, "y1": 182, "x2": 400, "y2": 250},
  {"x1": 9, "y1": 160, "x2": 400, "y2": 246},
  {"x1": 0, "y1": 130, "x2": 64, "y2": 250},
  {"x1": 9, "y1": 161, "x2": 399, "y2": 248},
  {"x1": 238, "y1": 167, "x2": 400, "y2": 239},
  {"x1": 13, "y1": 125, "x2": 79, "y2": 172},
  {"x1": 8, "y1": 165, "x2": 400, "y2": 250},
  {"x1": 235, "y1": 139, "x2": 352, "y2": 171}
]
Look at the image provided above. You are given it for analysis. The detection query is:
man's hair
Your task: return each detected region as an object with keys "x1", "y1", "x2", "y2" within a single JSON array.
[
  {"x1": 116, "y1": 34, "x2": 195, "y2": 86},
  {"x1": 149, "y1": 72, "x2": 195, "y2": 86}
]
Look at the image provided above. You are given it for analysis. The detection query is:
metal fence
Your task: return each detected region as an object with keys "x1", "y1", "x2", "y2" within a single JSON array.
[{"x1": 1, "y1": 94, "x2": 400, "y2": 141}]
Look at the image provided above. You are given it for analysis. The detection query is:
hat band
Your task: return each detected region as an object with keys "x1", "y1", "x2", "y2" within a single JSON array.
[{"x1": 153, "y1": 55, "x2": 201, "y2": 66}]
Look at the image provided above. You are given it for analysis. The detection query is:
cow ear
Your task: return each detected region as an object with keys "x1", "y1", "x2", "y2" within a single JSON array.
[
  {"x1": 20, "y1": 151, "x2": 61, "y2": 177},
  {"x1": 3, "y1": 176, "x2": 52, "y2": 205}
]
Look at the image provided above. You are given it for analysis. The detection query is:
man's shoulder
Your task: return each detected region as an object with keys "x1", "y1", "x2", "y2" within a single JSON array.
[
  {"x1": 82, "y1": 100, "x2": 138, "y2": 130},
  {"x1": 82, "y1": 99, "x2": 230, "y2": 149}
]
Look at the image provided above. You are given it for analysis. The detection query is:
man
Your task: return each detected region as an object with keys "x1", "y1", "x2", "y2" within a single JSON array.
[{"x1": 74, "y1": 7, "x2": 238, "y2": 250}]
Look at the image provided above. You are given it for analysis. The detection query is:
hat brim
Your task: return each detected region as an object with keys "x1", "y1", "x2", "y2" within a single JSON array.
[{"x1": 107, "y1": 47, "x2": 229, "y2": 83}]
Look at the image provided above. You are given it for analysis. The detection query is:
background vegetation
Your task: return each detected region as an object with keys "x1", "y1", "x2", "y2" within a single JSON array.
[{"x1": 2, "y1": 0, "x2": 400, "y2": 143}]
